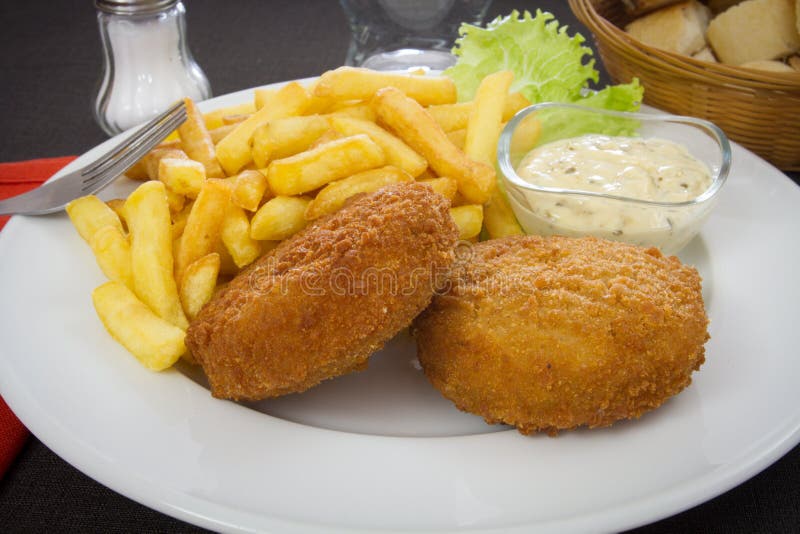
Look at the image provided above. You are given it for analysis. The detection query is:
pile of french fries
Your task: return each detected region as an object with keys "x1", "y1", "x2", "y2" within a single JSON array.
[{"x1": 66, "y1": 67, "x2": 542, "y2": 371}]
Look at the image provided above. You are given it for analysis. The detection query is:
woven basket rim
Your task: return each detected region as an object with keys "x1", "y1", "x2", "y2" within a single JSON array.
[{"x1": 570, "y1": 0, "x2": 800, "y2": 91}]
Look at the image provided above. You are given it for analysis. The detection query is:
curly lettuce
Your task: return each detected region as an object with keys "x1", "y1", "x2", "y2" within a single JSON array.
[{"x1": 444, "y1": 10, "x2": 643, "y2": 116}]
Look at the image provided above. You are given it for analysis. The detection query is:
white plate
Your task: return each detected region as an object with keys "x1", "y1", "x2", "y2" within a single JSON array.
[{"x1": 1, "y1": 80, "x2": 799, "y2": 533}]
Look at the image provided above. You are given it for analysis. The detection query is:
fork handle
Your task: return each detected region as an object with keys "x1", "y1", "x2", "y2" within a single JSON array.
[{"x1": 0, "y1": 180, "x2": 73, "y2": 216}]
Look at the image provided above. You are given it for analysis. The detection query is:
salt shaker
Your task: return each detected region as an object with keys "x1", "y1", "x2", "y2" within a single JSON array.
[{"x1": 93, "y1": 0, "x2": 211, "y2": 135}]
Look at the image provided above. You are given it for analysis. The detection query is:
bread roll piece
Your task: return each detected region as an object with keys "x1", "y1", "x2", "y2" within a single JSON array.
[
  {"x1": 740, "y1": 60, "x2": 797, "y2": 73},
  {"x1": 707, "y1": 0, "x2": 800, "y2": 65},
  {"x1": 692, "y1": 46, "x2": 718, "y2": 62},
  {"x1": 625, "y1": 0, "x2": 711, "y2": 56}
]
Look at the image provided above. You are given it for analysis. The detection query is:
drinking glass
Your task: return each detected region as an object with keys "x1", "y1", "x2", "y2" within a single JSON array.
[{"x1": 339, "y1": 0, "x2": 492, "y2": 70}]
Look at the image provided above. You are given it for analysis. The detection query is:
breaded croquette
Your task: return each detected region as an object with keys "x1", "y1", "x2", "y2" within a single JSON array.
[
  {"x1": 187, "y1": 183, "x2": 458, "y2": 401},
  {"x1": 413, "y1": 235, "x2": 709, "y2": 435}
]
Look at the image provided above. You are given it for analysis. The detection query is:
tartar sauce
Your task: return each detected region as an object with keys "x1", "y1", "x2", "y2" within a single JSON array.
[{"x1": 514, "y1": 134, "x2": 714, "y2": 254}]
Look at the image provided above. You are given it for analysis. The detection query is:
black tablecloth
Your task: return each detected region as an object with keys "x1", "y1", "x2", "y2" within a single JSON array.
[{"x1": 1, "y1": 1, "x2": 798, "y2": 532}]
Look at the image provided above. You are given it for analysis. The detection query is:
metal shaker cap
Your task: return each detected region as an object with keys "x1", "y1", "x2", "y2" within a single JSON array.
[{"x1": 94, "y1": 0, "x2": 179, "y2": 15}]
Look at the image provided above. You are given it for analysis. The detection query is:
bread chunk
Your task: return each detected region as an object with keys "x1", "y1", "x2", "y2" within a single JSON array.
[
  {"x1": 707, "y1": 0, "x2": 800, "y2": 64},
  {"x1": 625, "y1": 0, "x2": 711, "y2": 55}
]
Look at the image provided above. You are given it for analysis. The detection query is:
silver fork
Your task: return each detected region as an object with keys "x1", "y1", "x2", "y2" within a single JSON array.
[{"x1": 0, "y1": 101, "x2": 187, "y2": 216}]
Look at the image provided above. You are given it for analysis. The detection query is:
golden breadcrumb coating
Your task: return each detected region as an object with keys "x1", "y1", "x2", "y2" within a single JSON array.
[
  {"x1": 413, "y1": 235, "x2": 709, "y2": 435},
  {"x1": 187, "y1": 183, "x2": 458, "y2": 401}
]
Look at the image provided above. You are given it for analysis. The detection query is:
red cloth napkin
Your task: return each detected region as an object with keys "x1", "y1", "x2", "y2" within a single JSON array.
[
  {"x1": 0, "y1": 155, "x2": 77, "y2": 478},
  {"x1": 0, "y1": 156, "x2": 77, "y2": 230}
]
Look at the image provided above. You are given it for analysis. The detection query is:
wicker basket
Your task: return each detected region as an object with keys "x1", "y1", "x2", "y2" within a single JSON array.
[{"x1": 569, "y1": 0, "x2": 800, "y2": 171}]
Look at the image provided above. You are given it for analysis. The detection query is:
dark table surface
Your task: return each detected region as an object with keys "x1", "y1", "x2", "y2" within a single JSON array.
[{"x1": 1, "y1": 1, "x2": 798, "y2": 533}]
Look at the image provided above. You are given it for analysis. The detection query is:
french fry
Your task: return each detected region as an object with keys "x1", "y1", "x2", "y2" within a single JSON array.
[
  {"x1": 178, "y1": 97, "x2": 225, "y2": 178},
  {"x1": 307, "y1": 128, "x2": 342, "y2": 150},
  {"x1": 204, "y1": 102, "x2": 256, "y2": 130},
  {"x1": 66, "y1": 195, "x2": 125, "y2": 243},
  {"x1": 174, "y1": 180, "x2": 231, "y2": 284},
  {"x1": 156, "y1": 139, "x2": 182, "y2": 151},
  {"x1": 250, "y1": 195, "x2": 311, "y2": 241},
  {"x1": 305, "y1": 166, "x2": 414, "y2": 220},
  {"x1": 164, "y1": 186, "x2": 186, "y2": 214},
  {"x1": 266, "y1": 134, "x2": 385, "y2": 196},
  {"x1": 304, "y1": 95, "x2": 336, "y2": 115},
  {"x1": 315, "y1": 66, "x2": 457, "y2": 105},
  {"x1": 329, "y1": 116, "x2": 427, "y2": 177},
  {"x1": 426, "y1": 91, "x2": 530, "y2": 132},
  {"x1": 92, "y1": 281, "x2": 186, "y2": 371},
  {"x1": 415, "y1": 168, "x2": 437, "y2": 181},
  {"x1": 450, "y1": 204, "x2": 484, "y2": 240},
  {"x1": 470, "y1": 77, "x2": 529, "y2": 242},
  {"x1": 326, "y1": 99, "x2": 364, "y2": 112},
  {"x1": 483, "y1": 190, "x2": 523, "y2": 239},
  {"x1": 325, "y1": 102, "x2": 377, "y2": 122},
  {"x1": 504, "y1": 92, "x2": 531, "y2": 119},
  {"x1": 451, "y1": 191, "x2": 470, "y2": 207},
  {"x1": 417, "y1": 176, "x2": 458, "y2": 203},
  {"x1": 105, "y1": 199, "x2": 127, "y2": 229},
  {"x1": 215, "y1": 82, "x2": 311, "y2": 175},
  {"x1": 125, "y1": 159, "x2": 149, "y2": 181},
  {"x1": 222, "y1": 114, "x2": 250, "y2": 125},
  {"x1": 89, "y1": 225, "x2": 134, "y2": 290},
  {"x1": 464, "y1": 71, "x2": 514, "y2": 165},
  {"x1": 254, "y1": 88, "x2": 277, "y2": 110},
  {"x1": 426, "y1": 103, "x2": 471, "y2": 133},
  {"x1": 251, "y1": 115, "x2": 329, "y2": 168},
  {"x1": 303, "y1": 80, "x2": 337, "y2": 115},
  {"x1": 158, "y1": 158, "x2": 206, "y2": 198},
  {"x1": 446, "y1": 128, "x2": 466, "y2": 150},
  {"x1": 161, "y1": 130, "x2": 180, "y2": 144},
  {"x1": 221, "y1": 203, "x2": 262, "y2": 267},
  {"x1": 509, "y1": 113, "x2": 542, "y2": 161},
  {"x1": 179, "y1": 253, "x2": 220, "y2": 320},
  {"x1": 143, "y1": 147, "x2": 189, "y2": 180},
  {"x1": 172, "y1": 233, "x2": 182, "y2": 261},
  {"x1": 230, "y1": 169, "x2": 270, "y2": 212},
  {"x1": 125, "y1": 181, "x2": 188, "y2": 329},
  {"x1": 208, "y1": 124, "x2": 237, "y2": 144},
  {"x1": 171, "y1": 201, "x2": 193, "y2": 239},
  {"x1": 371, "y1": 87, "x2": 495, "y2": 204},
  {"x1": 213, "y1": 238, "x2": 240, "y2": 276}
]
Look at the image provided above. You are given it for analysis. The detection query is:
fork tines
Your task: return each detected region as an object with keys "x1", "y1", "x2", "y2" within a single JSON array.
[{"x1": 81, "y1": 102, "x2": 188, "y2": 192}]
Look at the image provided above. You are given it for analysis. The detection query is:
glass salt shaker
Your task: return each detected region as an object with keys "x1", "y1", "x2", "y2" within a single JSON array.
[{"x1": 93, "y1": 0, "x2": 211, "y2": 135}]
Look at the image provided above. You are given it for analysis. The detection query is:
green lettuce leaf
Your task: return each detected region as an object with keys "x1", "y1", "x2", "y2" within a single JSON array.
[
  {"x1": 578, "y1": 79, "x2": 644, "y2": 111},
  {"x1": 444, "y1": 9, "x2": 643, "y2": 113},
  {"x1": 535, "y1": 80, "x2": 645, "y2": 146}
]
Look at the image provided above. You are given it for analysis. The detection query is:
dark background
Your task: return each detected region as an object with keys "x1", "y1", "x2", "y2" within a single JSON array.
[{"x1": 0, "y1": 1, "x2": 798, "y2": 532}]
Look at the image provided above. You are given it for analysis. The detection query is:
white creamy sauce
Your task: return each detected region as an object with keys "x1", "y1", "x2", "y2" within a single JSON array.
[{"x1": 514, "y1": 134, "x2": 713, "y2": 253}]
